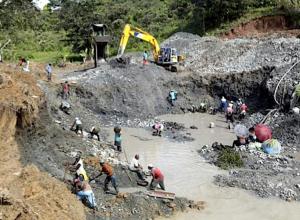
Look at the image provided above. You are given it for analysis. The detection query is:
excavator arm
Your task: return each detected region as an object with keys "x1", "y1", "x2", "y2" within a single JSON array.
[{"x1": 117, "y1": 24, "x2": 160, "y2": 61}]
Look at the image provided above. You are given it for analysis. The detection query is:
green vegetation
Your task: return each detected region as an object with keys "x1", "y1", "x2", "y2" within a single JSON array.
[
  {"x1": 0, "y1": 0, "x2": 300, "y2": 62},
  {"x1": 216, "y1": 148, "x2": 244, "y2": 170}
]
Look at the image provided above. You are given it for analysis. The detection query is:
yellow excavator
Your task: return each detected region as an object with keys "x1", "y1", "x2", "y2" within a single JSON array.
[{"x1": 117, "y1": 24, "x2": 184, "y2": 72}]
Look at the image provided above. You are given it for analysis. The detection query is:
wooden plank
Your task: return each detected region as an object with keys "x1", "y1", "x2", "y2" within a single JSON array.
[{"x1": 147, "y1": 190, "x2": 175, "y2": 200}]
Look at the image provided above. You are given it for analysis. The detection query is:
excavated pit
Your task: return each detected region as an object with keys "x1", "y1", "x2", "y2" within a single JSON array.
[{"x1": 5, "y1": 31, "x2": 300, "y2": 219}]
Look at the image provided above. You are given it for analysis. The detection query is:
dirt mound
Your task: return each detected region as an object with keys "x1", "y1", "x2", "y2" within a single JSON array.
[
  {"x1": 221, "y1": 15, "x2": 300, "y2": 39},
  {"x1": 1, "y1": 165, "x2": 85, "y2": 220}
]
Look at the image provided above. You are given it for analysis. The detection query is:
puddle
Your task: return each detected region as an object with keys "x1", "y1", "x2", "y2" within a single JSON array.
[{"x1": 105, "y1": 113, "x2": 300, "y2": 220}]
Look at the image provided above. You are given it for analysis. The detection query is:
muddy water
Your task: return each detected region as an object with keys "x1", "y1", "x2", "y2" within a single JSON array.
[{"x1": 106, "y1": 113, "x2": 300, "y2": 220}]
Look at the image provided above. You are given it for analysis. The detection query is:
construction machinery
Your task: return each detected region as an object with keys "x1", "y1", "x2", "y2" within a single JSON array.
[{"x1": 117, "y1": 24, "x2": 184, "y2": 72}]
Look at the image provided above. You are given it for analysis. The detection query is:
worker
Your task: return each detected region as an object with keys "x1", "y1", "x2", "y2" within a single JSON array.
[
  {"x1": 236, "y1": 98, "x2": 243, "y2": 108},
  {"x1": 114, "y1": 127, "x2": 122, "y2": 152},
  {"x1": 199, "y1": 102, "x2": 207, "y2": 113},
  {"x1": 71, "y1": 153, "x2": 84, "y2": 169},
  {"x1": 152, "y1": 121, "x2": 164, "y2": 136},
  {"x1": 62, "y1": 81, "x2": 70, "y2": 100},
  {"x1": 209, "y1": 106, "x2": 218, "y2": 115},
  {"x1": 18, "y1": 57, "x2": 27, "y2": 66},
  {"x1": 22, "y1": 60, "x2": 30, "y2": 72},
  {"x1": 92, "y1": 161, "x2": 119, "y2": 194},
  {"x1": 90, "y1": 126, "x2": 100, "y2": 141},
  {"x1": 239, "y1": 103, "x2": 248, "y2": 119},
  {"x1": 168, "y1": 90, "x2": 177, "y2": 106},
  {"x1": 73, "y1": 155, "x2": 89, "y2": 181},
  {"x1": 248, "y1": 127, "x2": 257, "y2": 143},
  {"x1": 75, "y1": 162, "x2": 89, "y2": 181},
  {"x1": 129, "y1": 154, "x2": 145, "y2": 181},
  {"x1": 76, "y1": 180, "x2": 97, "y2": 209},
  {"x1": 225, "y1": 105, "x2": 234, "y2": 129},
  {"x1": 71, "y1": 117, "x2": 83, "y2": 135},
  {"x1": 233, "y1": 136, "x2": 249, "y2": 147},
  {"x1": 143, "y1": 51, "x2": 148, "y2": 65},
  {"x1": 220, "y1": 96, "x2": 227, "y2": 112},
  {"x1": 45, "y1": 63, "x2": 52, "y2": 81},
  {"x1": 67, "y1": 154, "x2": 89, "y2": 181},
  {"x1": 60, "y1": 100, "x2": 71, "y2": 115},
  {"x1": 148, "y1": 164, "x2": 165, "y2": 191}
]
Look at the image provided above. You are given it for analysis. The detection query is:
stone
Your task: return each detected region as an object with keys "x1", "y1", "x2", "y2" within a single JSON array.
[{"x1": 167, "y1": 202, "x2": 176, "y2": 209}]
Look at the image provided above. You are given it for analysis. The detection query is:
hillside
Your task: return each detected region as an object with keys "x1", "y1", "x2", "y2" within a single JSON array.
[{"x1": 1, "y1": 0, "x2": 300, "y2": 62}]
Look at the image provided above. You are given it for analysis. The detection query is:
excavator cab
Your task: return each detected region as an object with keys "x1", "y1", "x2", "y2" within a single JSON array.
[{"x1": 157, "y1": 47, "x2": 178, "y2": 65}]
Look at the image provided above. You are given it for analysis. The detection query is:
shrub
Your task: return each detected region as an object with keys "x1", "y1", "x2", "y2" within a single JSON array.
[{"x1": 216, "y1": 148, "x2": 244, "y2": 170}]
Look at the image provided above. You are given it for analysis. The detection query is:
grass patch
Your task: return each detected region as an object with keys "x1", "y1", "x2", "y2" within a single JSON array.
[{"x1": 216, "y1": 148, "x2": 244, "y2": 170}]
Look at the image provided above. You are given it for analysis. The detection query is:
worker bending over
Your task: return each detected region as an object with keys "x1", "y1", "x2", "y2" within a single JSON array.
[
  {"x1": 129, "y1": 154, "x2": 145, "y2": 181},
  {"x1": 152, "y1": 121, "x2": 164, "y2": 136},
  {"x1": 90, "y1": 126, "x2": 100, "y2": 141},
  {"x1": 148, "y1": 164, "x2": 165, "y2": 191},
  {"x1": 71, "y1": 117, "x2": 83, "y2": 135},
  {"x1": 76, "y1": 180, "x2": 97, "y2": 209},
  {"x1": 92, "y1": 161, "x2": 119, "y2": 194},
  {"x1": 69, "y1": 155, "x2": 89, "y2": 181}
]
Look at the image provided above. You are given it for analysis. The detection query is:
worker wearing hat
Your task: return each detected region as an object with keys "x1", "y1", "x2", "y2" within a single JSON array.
[{"x1": 148, "y1": 164, "x2": 165, "y2": 191}]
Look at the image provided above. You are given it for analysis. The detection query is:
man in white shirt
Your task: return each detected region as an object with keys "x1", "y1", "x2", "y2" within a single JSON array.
[
  {"x1": 129, "y1": 154, "x2": 145, "y2": 180},
  {"x1": 71, "y1": 117, "x2": 83, "y2": 135}
]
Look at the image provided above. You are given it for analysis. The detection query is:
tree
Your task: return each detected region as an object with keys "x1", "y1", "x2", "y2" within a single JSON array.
[
  {"x1": 53, "y1": 0, "x2": 104, "y2": 54},
  {"x1": 0, "y1": 0, "x2": 41, "y2": 31}
]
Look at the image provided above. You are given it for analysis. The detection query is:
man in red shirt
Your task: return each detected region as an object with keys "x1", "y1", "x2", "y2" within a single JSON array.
[
  {"x1": 239, "y1": 103, "x2": 248, "y2": 119},
  {"x1": 148, "y1": 164, "x2": 165, "y2": 191},
  {"x1": 62, "y1": 81, "x2": 70, "y2": 100}
]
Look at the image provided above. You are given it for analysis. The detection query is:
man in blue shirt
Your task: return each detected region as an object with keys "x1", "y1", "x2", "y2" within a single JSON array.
[
  {"x1": 45, "y1": 63, "x2": 52, "y2": 81},
  {"x1": 169, "y1": 90, "x2": 177, "y2": 106},
  {"x1": 143, "y1": 51, "x2": 148, "y2": 65}
]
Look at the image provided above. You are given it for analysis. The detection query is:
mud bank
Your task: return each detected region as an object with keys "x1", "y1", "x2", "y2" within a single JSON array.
[{"x1": 18, "y1": 101, "x2": 203, "y2": 219}]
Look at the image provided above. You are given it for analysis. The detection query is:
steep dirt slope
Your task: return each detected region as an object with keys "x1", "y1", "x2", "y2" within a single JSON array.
[{"x1": 0, "y1": 68, "x2": 85, "y2": 220}]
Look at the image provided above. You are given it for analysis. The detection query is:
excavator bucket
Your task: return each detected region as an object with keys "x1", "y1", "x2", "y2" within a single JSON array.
[{"x1": 109, "y1": 56, "x2": 131, "y2": 68}]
